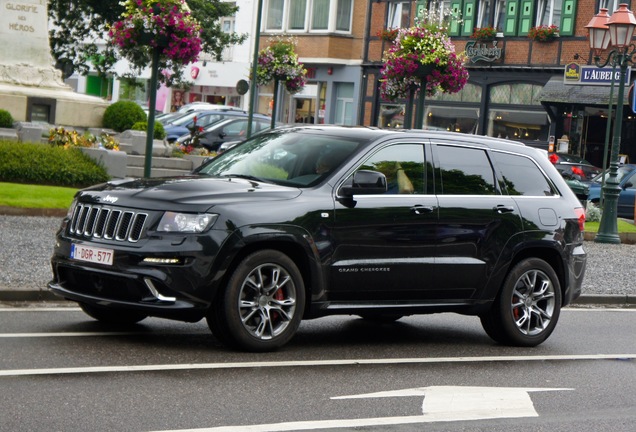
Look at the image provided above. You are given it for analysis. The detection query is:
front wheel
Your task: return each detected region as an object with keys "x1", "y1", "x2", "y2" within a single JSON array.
[
  {"x1": 207, "y1": 250, "x2": 305, "y2": 352},
  {"x1": 480, "y1": 258, "x2": 561, "y2": 347}
]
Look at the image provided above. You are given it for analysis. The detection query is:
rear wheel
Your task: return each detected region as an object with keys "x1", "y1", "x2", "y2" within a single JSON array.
[
  {"x1": 480, "y1": 258, "x2": 561, "y2": 347},
  {"x1": 207, "y1": 250, "x2": 305, "y2": 352},
  {"x1": 79, "y1": 303, "x2": 147, "y2": 325}
]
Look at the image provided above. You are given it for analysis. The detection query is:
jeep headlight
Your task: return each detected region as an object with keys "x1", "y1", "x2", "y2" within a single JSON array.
[{"x1": 157, "y1": 212, "x2": 218, "y2": 233}]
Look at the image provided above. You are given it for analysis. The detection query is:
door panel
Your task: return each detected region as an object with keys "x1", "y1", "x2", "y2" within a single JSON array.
[{"x1": 331, "y1": 143, "x2": 439, "y2": 301}]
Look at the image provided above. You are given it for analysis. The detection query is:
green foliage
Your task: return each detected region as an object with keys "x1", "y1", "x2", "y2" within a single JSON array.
[
  {"x1": 131, "y1": 121, "x2": 166, "y2": 140},
  {"x1": 0, "y1": 109, "x2": 14, "y2": 128},
  {"x1": 0, "y1": 141, "x2": 109, "y2": 188},
  {"x1": 103, "y1": 101, "x2": 146, "y2": 132},
  {"x1": 586, "y1": 201, "x2": 602, "y2": 223}
]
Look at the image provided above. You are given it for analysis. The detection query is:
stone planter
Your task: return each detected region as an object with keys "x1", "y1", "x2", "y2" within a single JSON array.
[
  {"x1": 80, "y1": 147, "x2": 127, "y2": 179},
  {"x1": 183, "y1": 154, "x2": 211, "y2": 170}
]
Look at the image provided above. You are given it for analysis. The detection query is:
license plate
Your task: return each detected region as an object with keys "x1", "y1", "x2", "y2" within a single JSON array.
[{"x1": 70, "y1": 244, "x2": 114, "y2": 266}]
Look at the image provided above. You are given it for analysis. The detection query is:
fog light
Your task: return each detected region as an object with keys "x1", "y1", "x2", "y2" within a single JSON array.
[{"x1": 142, "y1": 257, "x2": 182, "y2": 264}]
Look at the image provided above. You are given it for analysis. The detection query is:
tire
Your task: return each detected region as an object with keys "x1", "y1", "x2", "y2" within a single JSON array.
[
  {"x1": 79, "y1": 303, "x2": 147, "y2": 325},
  {"x1": 480, "y1": 258, "x2": 561, "y2": 347},
  {"x1": 207, "y1": 250, "x2": 305, "y2": 352}
]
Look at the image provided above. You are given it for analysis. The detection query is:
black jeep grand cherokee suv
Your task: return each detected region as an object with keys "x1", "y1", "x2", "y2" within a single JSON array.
[{"x1": 49, "y1": 126, "x2": 587, "y2": 351}]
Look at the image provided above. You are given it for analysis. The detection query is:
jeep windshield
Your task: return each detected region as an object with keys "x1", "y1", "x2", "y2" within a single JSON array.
[{"x1": 195, "y1": 128, "x2": 365, "y2": 187}]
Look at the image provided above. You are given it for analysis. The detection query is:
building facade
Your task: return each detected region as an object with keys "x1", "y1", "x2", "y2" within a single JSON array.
[{"x1": 361, "y1": 0, "x2": 636, "y2": 167}]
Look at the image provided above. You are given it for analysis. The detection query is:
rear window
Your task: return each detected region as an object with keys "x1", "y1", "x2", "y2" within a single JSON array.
[{"x1": 492, "y1": 152, "x2": 556, "y2": 196}]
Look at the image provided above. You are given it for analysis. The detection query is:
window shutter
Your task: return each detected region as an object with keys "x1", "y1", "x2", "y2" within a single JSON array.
[
  {"x1": 503, "y1": 0, "x2": 519, "y2": 36},
  {"x1": 560, "y1": 0, "x2": 577, "y2": 36},
  {"x1": 517, "y1": 0, "x2": 535, "y2": 36},
  {"x1": 461, "y1": 0, "x2": 477, "y2": 37},
  {"x1": 449, "y1": 1, "x2": 463, "y2": 37}
]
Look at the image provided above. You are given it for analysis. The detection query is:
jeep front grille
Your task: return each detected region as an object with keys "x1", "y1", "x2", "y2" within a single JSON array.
[{"x1": 69, "y1": 204, "x2": 148, "y2": 243}]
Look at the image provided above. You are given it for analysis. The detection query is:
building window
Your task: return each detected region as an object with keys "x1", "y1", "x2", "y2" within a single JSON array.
[
  {"x1": 502, "y1": 0, "x2": 577, "y2": 37},
  {"x1": 266, "y1": 0, "x2": 284, "y2": 30},
  {"x1": 388, "y1": 1, "x2": 411, "y2": 28},
  {"x1": 289, "y1": 0, "x2": 308, "y2": 30},
  {"x1": 536, "y1": 0, "x2": 562, "y2": 27},
  {"x1": 264, "y1": 0, "x2": 353, "y2": 33}
]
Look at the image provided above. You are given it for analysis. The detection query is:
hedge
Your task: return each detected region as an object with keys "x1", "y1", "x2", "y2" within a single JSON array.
[{"x1": 0, "y1": 140, "x2": 110, "y2": 188}]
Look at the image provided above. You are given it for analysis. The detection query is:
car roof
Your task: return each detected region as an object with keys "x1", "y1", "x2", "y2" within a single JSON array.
[{"x1": 272, "y1": 125, "x2": 529, "y2": 152}]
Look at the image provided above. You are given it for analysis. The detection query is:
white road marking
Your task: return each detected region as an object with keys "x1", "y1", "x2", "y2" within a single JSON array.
[
  {"x1": 0, "y1": 354, "x2": 634, "y2": 377},
  {"x1": 0, "y1": 332, "x2": 142, "y2": 338},
  {"x1": 149, "y1": 386, "x2": 574, "y2": 432}
]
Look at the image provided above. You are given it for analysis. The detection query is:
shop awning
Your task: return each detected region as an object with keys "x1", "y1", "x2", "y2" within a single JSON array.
[{"x1": 539, "y1": 76, "x2": 630, "y2": 106}]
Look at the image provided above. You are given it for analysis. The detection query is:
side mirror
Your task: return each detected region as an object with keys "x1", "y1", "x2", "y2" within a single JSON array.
[
  {"x1": 340, "y1": 170, "x2": 387, "y2": 196},
  {"x1": 623, "y1": 182, "x2": 633, "y2": 190}
]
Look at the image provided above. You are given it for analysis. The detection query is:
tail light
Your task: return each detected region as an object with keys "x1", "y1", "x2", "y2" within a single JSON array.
[
  {"x1": 574, "y1": 207, "x2": 585, "y2": 232},
  {"x1": 548, "y1": 153, "x2": 559, "y2": 164}
]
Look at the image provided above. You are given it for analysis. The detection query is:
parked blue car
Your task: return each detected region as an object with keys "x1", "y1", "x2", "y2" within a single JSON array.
[{"x1": 587, "y1": 164, "x2": 636, "y2": 219}]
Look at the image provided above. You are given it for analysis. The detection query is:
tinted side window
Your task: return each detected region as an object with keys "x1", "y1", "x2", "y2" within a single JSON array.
[
  {"x1": 436, "y1": 145, "x2": 497, "y2": 195},
  {"x1": 358, "y1": 144, "x2": 425, "y2": 194},
  {"x1": 491, "y1": 151, "x2": 555, "y2": 196}
]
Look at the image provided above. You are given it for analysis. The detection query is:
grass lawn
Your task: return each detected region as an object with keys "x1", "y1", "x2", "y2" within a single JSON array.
[
  {"x1": 584, "y1": 219, "x2": 636, "y2": 233},
  {"x1": 0, "y1": 182, "x2": 77, "y2": 209}
]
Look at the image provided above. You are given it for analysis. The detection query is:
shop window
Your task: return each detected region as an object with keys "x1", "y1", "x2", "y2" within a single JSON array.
[
  {"x1": 428, "y1": 82, "x2": 482, "y2": 102},
  {"x1": 486, "y1": 109, "x2": 550, "y2": 142},
  {"x1": 264, "y1": 0, "x2": 352, "y2": 33},
  {"x1": 425, "y1": 106, "x2": 479, "y2": 133},
  {"x1": 489, "y1": 83, "x2": 543, "y2": 105},
  {"x1": 378, "y1": 104, "x2": 405, "y2": 128},
  {"x1": 334, "y1": 83, "x2": 354, "y2": 125}
]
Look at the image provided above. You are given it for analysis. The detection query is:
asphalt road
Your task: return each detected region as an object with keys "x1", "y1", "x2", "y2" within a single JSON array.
[{"x1": 1, "y1": 306, "x2": 635, "y2": 432}]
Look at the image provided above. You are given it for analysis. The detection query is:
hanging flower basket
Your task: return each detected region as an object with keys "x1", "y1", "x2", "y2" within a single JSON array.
[
  {"x1": 528, "y1": 25, "x2": 559, "y2": 42},
  {"x1": 108, "y1": 0, "x2": 202, "y2": 84},
  {"x1": 379, "y1": 26, "x2": 469, "y2": 101},
  {"x1": 256, "y1": 37, "x2": 307, "y2": 94}
]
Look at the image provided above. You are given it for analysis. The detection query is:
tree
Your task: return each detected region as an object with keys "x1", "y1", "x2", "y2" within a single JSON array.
[{"x1": 48, "y1": 0, "x2": 246, "y2": 84}]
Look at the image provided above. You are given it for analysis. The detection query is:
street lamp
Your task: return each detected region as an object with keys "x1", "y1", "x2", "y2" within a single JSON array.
[{"x1": 585, "y1": 4, "x2": 636, "y2": 243}]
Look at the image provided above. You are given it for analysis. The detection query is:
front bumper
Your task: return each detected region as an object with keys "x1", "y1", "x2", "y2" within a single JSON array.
[{"x1": 49, "y1": 229, "x2": 231, "y2": 321}]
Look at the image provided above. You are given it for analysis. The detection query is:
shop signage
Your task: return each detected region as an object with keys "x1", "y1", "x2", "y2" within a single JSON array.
[
  {"x1": 563, "y1": 63, "x2": 630, "y2": 85},
  {"x1": 465, "y1": 40, "x2": 503, "y2": 63}
]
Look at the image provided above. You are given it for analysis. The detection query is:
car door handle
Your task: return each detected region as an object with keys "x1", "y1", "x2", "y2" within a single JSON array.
[
  {"x1": 493, "y1": 205, "x2": 515, "y2": 214},
  {"x1": 410, "y1": 205, "x2": 435, "y2": 215}
]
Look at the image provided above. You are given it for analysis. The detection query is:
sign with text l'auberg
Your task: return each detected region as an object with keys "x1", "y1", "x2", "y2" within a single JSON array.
[{"x1": 564, "y1": 63, "x2": 631, "y2": 86}]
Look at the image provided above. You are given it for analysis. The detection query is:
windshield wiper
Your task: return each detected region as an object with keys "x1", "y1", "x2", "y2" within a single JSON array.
[{"x1": 221, "y1": 174, "x2": 265, "y2": 183}]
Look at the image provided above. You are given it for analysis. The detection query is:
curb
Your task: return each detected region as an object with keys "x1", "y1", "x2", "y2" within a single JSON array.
[{"x1": 1, "y1": 290, "x2": 634, "y2": 308}]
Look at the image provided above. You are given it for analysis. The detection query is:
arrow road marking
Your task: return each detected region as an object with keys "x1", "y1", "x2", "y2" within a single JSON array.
[
  {"x1": 152, "y1": 386, "x2": 574, "y2": 432},
  {"x1": 333, "y1": 386, "x2": 573, "y2": 420}
]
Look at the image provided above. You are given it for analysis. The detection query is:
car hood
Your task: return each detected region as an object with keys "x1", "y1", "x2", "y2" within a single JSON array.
[{"x1": 76, "y1": 176, "x2": 302, "y2": 212}]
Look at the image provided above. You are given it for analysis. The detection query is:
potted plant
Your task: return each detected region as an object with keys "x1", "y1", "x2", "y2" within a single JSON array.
[
  {"x1": 379, "y1": 25, "x2": 469, "y2": 101},
  {"x1": 528, "y1": 25, "x2": 559, "y2": 42},
  {"x1": 470, "y1": 26, "x2": 497, "y2": 40}
]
